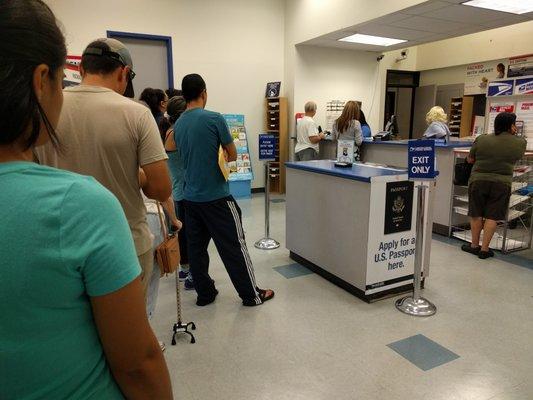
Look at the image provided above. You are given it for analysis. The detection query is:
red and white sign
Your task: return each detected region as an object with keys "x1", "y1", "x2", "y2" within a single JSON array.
[
  {"x1": 489, "y1": 104, "x2": 515, "y2": 113},
  {"x1": 516, "y1": 102, "x2": 533, "y2": 139},
  {"x1": 64, "y1": 55, "x2": 81, "y2": 87},
  {"x1": 520, "y1": 102, "x2": 533, "y2": 111},
  {"x1": 488, "y1": 103, "x2": 515, "y2": 134}
]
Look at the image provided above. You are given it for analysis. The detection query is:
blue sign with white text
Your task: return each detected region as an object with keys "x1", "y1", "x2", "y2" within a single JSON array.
[
  {"x1": 259, "y1": 134, "x2": 277, "y2": 160},
  {"x1": 487, "y1": 80, "x2": 514, "y2": 97},
  {"x1": 408, "y1": 139, "x2": 437, "y2": 180}
]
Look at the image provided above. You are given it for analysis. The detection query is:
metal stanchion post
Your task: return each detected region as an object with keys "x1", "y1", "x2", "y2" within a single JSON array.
[
  {"x1": 254, "y1": 161, "x2": 280, "y2": 250},
  {"x1": 395, "y1": 184, "x2": 437, "y2": 317}
]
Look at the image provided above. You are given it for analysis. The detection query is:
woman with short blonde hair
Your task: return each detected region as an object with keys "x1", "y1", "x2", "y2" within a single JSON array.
[{"x1": 423, "y1": 106, "x2": 451, "y2": 140}]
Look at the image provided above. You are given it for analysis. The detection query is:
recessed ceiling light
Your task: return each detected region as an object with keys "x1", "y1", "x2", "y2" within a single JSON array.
[
  {"x1": 462, "y1": 0, "x2": 533, "y2": 15},
  {"x1": 338, "y1": 33, "x2": 407, "y2": 46}
]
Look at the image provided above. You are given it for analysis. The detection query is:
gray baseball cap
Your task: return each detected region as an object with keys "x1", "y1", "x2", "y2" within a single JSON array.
[
  {"x1": 82, "y1": 38, "x2": 136, "y2": 98},
  {"x1": 167, "y1": 96, "x2": 187, "y2": 119}
]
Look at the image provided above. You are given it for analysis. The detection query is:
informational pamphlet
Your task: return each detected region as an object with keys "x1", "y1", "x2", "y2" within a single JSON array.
[
  {"x1": 337, "y1": 139, "x2": 354, "y2": 163},
  {"x1": 222, "y1": 114, "x2": 253, "y2": 181},
  {"x1": 487, "y1": 103, "x2": 515, "y2": 134}
]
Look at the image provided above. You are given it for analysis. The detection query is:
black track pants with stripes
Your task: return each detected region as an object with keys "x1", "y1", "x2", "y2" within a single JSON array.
[{"x1": 184, "y1": 196, "x2": 261, "y2": 305}]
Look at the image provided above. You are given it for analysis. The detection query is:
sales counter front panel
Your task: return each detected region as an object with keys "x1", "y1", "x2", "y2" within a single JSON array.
[
  {"x1": 362, "y1": 139, "x2": 472, "y2": 235},
  {"x1": 285, "y1": 160, "x2": 430, "y2": 302}
]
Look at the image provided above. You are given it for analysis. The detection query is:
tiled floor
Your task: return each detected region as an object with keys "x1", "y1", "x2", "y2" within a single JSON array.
[{"x1": 151, "y1": 194, "x2": 533, "y2": 400}]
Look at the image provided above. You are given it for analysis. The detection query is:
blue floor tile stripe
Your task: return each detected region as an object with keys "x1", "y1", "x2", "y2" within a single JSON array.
[
  {"x1": 432, "y1": 234, "x2": 533, "y2": 271},
  {"x1": 387, "y1": 334, "x2": 460, "y2": 371}
]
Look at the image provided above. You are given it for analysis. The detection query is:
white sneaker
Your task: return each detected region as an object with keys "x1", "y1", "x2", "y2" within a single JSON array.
[{"x1": 159, "y1": 341, "x2": 166, "y2": 352}]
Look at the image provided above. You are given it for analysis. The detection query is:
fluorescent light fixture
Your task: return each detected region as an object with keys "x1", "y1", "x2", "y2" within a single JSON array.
[
  {"x1": 462, "y1": 0, "x2": 533, "y2": 15},
  {"x1": 338, "y1": 33, "x2": 407, "y2": 47}
]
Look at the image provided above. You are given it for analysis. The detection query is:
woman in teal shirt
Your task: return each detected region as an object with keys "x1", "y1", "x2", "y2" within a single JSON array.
[{"x1": 0, "y1": 1, "x2": 172, "y2": 399}]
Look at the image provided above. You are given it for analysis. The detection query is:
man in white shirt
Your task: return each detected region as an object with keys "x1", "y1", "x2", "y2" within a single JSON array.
[{"x1": 295, "y1": 101, "x2": 325, "y2": 161}]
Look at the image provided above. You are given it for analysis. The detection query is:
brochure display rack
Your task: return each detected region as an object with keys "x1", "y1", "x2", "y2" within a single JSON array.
[
  {"x1": 449, "y1": 150, "x2": 533, "y2": 253},
  {"x1": 223, "y1": 114, "x2": 253, "y2": 199},
  {"x1": 265, "y1": 97, "x2": 288, "y2": 193},
  {"x1": 485, "y1": 75, "x2": 533, "y2": 150}
]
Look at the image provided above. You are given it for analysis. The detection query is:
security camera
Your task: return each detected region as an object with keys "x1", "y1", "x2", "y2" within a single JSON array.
[
  {"x1": 377, "y1": 54, "x2": 384, "y2": 62},
  {"x1": 395, "y1": 49, "x2": 408, "y2": 63}
]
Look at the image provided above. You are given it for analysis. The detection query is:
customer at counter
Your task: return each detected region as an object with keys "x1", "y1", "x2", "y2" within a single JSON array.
[
  {"x1": 332, "y1": 101, "x2": 363, "y2": 161},
  {"x1": 358, "y1": 109, "x2": 372, "y2": 138},
  {"x1": 423, "y1": 106, "x2": 451, "y2": 141},
  {"x1": 295, "y1": 101, "x2": 325, "y2": 161},
  {"x1": 462, "y1": 112, "x2": 526, "y2": 259}
]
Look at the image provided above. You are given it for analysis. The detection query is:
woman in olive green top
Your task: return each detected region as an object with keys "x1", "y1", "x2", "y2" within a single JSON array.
[{"x1": 462, "y1": 112, "x2": 527, "y2": 259}]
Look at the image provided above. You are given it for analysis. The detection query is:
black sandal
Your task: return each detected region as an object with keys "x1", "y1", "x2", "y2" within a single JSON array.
[
  {"x1": 243, "y1": 288, "x2": 275, "y2": 307},
  {"x1": 461, "y1": 244, "x2": 480, "y2": 255},
  {"x1": 478, "y1": 249, "x2": 495, "y2": 259}
]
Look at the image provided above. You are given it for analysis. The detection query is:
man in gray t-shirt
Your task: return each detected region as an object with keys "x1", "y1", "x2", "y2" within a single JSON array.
[{"x1": 36, "y1": 38, "x2": 171, "y2": 297}]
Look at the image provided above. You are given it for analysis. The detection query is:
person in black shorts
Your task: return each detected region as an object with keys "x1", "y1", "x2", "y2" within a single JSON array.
[{"x1": 462, "y1": 112, "x2": 526, "y2": 259}]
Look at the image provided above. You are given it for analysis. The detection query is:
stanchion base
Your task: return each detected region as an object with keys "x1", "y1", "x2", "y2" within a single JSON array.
[
  {"x1": 395, "y1": 296, "x2": 437, "y2": 317},
  {"x1": 254, "y1": 237, "x2": 280, "y2": 250}
]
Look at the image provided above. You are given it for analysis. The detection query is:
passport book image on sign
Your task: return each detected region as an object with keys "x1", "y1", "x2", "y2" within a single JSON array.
[{"x1": 384, "y1": 181, "x2": 414, "y2": 235}]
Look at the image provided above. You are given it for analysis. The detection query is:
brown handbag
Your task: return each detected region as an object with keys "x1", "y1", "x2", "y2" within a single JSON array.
[{"x1": 154, "y1": 202, "x2": 180, "y2": 276}]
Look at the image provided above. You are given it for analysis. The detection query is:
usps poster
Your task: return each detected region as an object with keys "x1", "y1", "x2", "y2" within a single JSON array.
[{"x1": 514, "y1": 78, "x2": 533, "y2": 95}]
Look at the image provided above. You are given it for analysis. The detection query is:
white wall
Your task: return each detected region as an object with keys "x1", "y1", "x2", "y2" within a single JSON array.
[
  {"x1": 293, "y1": 46, "x2": 378, "y2": 130},
  {"x1": 420, "y1": 65, "x2": 465, "y2": 87},
  {"x1": 47, "y1": 0, "x2": 285, "y2": 189},
  {"x1": 415, "y1": 20, "x2": 533, "y2": 71}
]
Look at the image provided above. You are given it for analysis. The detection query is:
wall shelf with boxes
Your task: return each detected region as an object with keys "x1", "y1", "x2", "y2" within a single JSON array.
[
  {"x1": 265, "y1": 97, "x2": 288, "y2": 193},
  {"x1": 448, "y1": 96, "x2": 473, "y2": 137},
  {"x1": 449, "y1": 150, "x2": 533, "y2": 254}
]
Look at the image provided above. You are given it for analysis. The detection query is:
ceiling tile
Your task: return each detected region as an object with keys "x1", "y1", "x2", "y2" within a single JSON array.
[
  {"x1": 390, "y1": 15, "x2": 469, "y2": 33},
  {"x1": 423, "y1": 4, "x2": 510, "y2": 24},
  {"x1": 479, "y1": 16, "x2": 530, "y2": 28},
  {"x1": 402, "y1": 1, "x2": 452, "y2": 15},
  {"x1": 372, "y1": 12, "x2": 412, "y2": 25},
  {"x1": 358, "y1": 25, "x2": 435, "y2": 40}
]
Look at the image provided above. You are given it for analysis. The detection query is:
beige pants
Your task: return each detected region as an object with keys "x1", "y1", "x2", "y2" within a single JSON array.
[{"x1": 138, "y1": 250, "x2": 154, "y2": 302}]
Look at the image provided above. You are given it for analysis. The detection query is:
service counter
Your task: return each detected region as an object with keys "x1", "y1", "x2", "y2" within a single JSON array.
[
  {"x1": 285, "y1": 160, "x2": 433, "y2": 302},
  {"x1": 362, "y1": 138, "x2": 472, "y2": 235}
]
